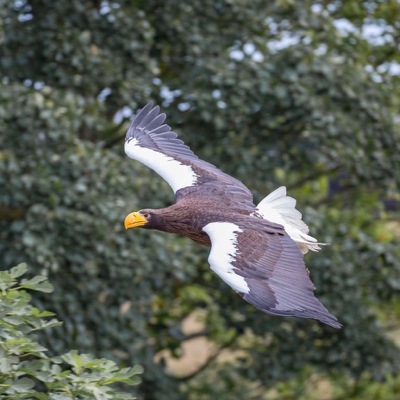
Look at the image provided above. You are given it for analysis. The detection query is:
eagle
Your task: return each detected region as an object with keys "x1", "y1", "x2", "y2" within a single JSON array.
[{"x1": 124, "y1": 102, "x2": 341, "y2": 329}]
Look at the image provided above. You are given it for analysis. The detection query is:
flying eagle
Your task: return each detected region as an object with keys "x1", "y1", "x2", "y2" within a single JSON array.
[{"x1": 124, "y1": 102, "x2": 341, "y2": 329}]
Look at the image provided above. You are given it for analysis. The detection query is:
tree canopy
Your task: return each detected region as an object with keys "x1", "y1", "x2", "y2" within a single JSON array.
[{"x1": 1, "y1": 0, "x2": 399, "y2": 398}]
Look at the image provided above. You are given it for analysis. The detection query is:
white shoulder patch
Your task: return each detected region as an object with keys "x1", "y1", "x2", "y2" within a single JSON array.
[
  {"x1": 125, "y1": 138, "x2": 198, "y2": 193},
  {"x1": 202, "y1": 222, "x2": 249, "y2": 294}
]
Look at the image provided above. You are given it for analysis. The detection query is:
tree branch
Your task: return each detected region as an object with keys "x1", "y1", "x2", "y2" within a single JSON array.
[{"x1": 0, "y1": 207, "x2": 25, "y2": 221}]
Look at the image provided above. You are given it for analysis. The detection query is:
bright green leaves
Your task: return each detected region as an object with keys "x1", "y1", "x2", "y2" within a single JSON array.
[{"x1": 0, "y1": 264, "x2": 142, "y2": 399}]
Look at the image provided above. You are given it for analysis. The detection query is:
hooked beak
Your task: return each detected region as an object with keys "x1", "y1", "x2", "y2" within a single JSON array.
[{"x1": 124, "y1": 212, "x2": 148, "y2": 229}]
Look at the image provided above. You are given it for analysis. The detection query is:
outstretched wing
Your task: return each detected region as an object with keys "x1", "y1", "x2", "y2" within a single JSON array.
[
  {"x1": 125, "y1": 102, "x2": 254, "y2": 209},
  {"x1": 202, "y1": 220, "x2": 341, "y2": 328}
]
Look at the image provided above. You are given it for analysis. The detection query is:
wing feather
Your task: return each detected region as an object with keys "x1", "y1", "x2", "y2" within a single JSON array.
[
  {"x1": 145, "y1": 113, "x2": 167, "y2": 131},
  {"x1": 125, "y1": 102, "x2": 254, "y2": 209},
  {"x1": 257, "y1": 186, "x2": 326, "y2": 253},
  {"x1": 203, "y1": 220, "x2": 341, "y2": 328},
  {"x1": 132, "y1": 102, "x2": 154, "y2": 127}
]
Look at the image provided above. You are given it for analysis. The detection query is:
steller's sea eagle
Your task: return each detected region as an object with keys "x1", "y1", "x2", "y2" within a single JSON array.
[{"x1": 124, "y1": 102, "x2": 341, "y2": 329}]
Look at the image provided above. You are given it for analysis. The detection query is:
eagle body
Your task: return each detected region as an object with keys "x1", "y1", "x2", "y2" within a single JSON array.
[
  {"x1": 137, "y1": 199, "x2": 257, "y2": 247},
  {"x1": 124, "y1": 102, "x2": 341, "y2": 329}
]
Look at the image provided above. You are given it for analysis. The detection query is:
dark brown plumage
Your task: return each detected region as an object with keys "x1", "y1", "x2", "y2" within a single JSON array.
[{"x1": 124, "y1": 102, "x2": 341, "y2": 328}]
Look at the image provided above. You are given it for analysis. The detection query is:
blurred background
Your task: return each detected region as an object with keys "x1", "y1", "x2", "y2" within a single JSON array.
[{"x1": 1, "y1": 0, "x2": 399, "y2": 399}]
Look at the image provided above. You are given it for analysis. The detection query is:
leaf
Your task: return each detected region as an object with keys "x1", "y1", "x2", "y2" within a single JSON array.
[
  {"x1": 31, "y1": 393, "x2": 50, "y2": 400},
  {"x1": 31, "y1": 308, "x2": 56, "y2": 318},
  {"x1": 20, "y1": 276, "x2": 54, "y2": 293},
  {"x1": 0, "y1": 357, "x2": 15, "y2": 373},
  {"x1": 10, "y1": 263, "x2": 28, "y2": 278},
  {"x1": 103, "y1": 365, "x2": 143, "y2": 385},
  {"x1": 3, "y1": 316, "x2": 23, "y2": 326},
  {"x1": 37, "y1": 318, "x2": 62, "y2": 330},
  {"x1": 60, "y1": 350, "x2": 87, "y2": 373},
  {"x1": 13, "y1": 377, "x2": 35, "y2": 392},
  {"x1": 49, "y1": 394, "x2": 72, "y2": 400}
]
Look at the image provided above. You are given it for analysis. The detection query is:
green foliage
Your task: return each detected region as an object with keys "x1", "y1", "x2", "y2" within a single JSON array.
[
  {"x1": 1, "y1": 0, "x2": 399, "y2": 399},
  {"x1": 0, "y1": 263, "x2": 143, "y2": 399},
  {"x1": 340, "y1": 374, "x2": 400, "y2": 400},
  {"x1": 0, "y1": 264, "x2": 143, "y2": 400}
]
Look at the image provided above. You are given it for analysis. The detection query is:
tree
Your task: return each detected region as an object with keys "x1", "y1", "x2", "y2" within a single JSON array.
[
  {"x1": 0, "y1": 263, "x2": 143, "y2": 399},
  {"x1": 1, "y1": 0, "x2": 399, "y2": 398}
]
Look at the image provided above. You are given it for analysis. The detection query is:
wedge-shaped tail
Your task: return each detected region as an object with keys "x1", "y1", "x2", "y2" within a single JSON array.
[{"x1": 257, "y1": 187, "x2": 326, "y2": 254}]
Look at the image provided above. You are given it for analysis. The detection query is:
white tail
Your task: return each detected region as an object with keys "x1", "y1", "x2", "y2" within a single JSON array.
[{"x1": 256, "y1": 186, "x2": 326, "y2": 254}]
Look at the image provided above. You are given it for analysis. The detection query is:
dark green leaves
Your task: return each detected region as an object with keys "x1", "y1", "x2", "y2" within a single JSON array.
[
  {"x1": 0, "y1": 0, "x2": 399, "y2": 398},
  {"x1": 0, "y1": 264, "x2": 142, "y2": 399}
]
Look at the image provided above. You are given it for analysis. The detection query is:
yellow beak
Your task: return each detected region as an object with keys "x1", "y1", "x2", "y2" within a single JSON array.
[{"x1": 124, "y1": 212, "x2": 148, "y2": 229}]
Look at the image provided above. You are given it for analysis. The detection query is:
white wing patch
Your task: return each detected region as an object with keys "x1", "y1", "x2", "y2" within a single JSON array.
[
  {"x1": 125, "y1": 138, "x2": 198, "y2": 193},
  {"x1": 202, "y1": 222, "x2": 250, "y2": 294},
  {"x1": 256, "y1": 186, "x2": 324, "y2": 254}
]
